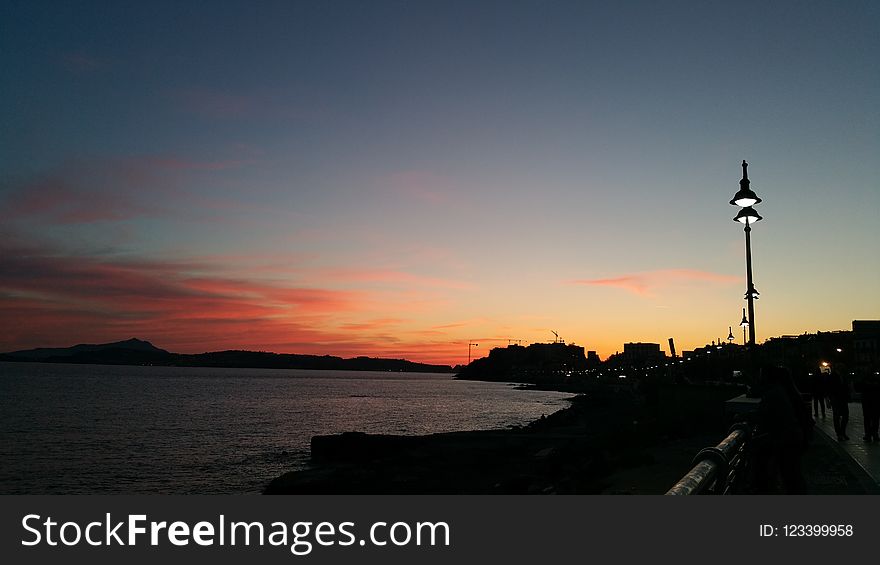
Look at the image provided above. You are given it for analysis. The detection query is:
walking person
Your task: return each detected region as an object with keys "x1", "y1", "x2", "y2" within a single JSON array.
[
  {"x1": 829, "y1": 370, "x2": 851, "y2": 441},
  {"x1": 753, "y1": 366, "x2": 812, "y2": 494},
  {"x1": 810, "y1": 372, "x2": 826, "y2": 419},
  {"x1": 858, "y1": 372, "x2": 880, "y2": 442}
]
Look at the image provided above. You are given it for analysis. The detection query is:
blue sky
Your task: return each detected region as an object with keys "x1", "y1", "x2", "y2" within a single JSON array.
[{"x1": 1, "y1": 1, "x2": 878, "y2": 362}]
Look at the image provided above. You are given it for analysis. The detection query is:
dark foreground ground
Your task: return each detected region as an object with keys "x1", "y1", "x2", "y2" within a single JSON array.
[
  {"x1": 266, "y1": 383, "x2": 880, "y2": 495},
  {"x1": 266, "y1": 393, "x2": 639, "y2": 494},
  {"x1": 265, "y1": 384, "x2": 826, "y2": 494}
]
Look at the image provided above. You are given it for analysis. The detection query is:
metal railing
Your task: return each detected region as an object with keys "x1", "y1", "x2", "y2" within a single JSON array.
[{"x1": 665, "y1": 423, "x2": 752, "y2": 495}]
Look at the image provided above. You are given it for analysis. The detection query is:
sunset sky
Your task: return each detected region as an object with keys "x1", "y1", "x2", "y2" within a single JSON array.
[{"x1": 2, "y1": 1, "x2": 878, "y2": 365}]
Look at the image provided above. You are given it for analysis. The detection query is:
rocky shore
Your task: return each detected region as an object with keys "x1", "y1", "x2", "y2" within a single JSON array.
[{"x1": 265, "y1": 383, "x2": 743, "y2": 494}]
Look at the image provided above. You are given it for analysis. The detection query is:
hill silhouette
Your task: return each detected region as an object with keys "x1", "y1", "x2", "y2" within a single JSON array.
[{"x1": 0, "y1": 339, "x2": 452, "y2": 373}]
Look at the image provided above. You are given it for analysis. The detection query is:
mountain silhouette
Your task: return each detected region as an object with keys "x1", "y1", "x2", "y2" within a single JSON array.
[
  {"x1": 1, "y1": 339, "x2": 452, "y2": 373},
  {"x1": 2, "y1": 338, "x2": 171, "y2": 365},
  {"x1": 4, "y1": 338, "x2": 165, "y2": 359}
]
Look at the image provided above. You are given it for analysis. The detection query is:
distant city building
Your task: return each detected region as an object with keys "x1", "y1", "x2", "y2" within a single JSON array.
[
  {"x1": 606, "y1": 342, "x2": 665, "y2": 368},
  {"x1": 586, "y1": 350, "x2": 601, "y2": 368},
  {"x1": 853, "y1": 320, "x2": 880, "y2": 373},
  {"x1": 684, "y1": 341, "x2": 741, "y2": 360},
  {"x1": 663, "y1": 323, "x2": 878, "y2": 386},
  {"x1": 456, "y1": 342, "x2": 589, "y2": 382},
  {"x1": 762, "y1": 330, "x2": 852, "y2": 376}
]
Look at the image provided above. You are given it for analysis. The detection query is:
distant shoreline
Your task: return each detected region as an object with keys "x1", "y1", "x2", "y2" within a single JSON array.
[
  {"x1": 1, "y1": 338, "x2": 453, "y2": 374},
  {"x1": 0, "y1": 358, "x2": 454, "y2": 374}
]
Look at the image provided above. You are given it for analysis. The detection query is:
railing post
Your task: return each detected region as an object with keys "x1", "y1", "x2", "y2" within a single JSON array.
[{"x1": 691, "y1": 447, "x2": 729, "y2": 494}]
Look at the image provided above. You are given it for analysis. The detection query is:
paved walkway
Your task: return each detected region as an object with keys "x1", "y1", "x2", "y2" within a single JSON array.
[{"x1": 813, "y1": 401, "x2": 880, "y2": 488}]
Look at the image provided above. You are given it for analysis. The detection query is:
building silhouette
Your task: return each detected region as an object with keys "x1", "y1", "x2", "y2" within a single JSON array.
[{"x1": 606, "y1": 342, "x2": 666, "y2": 368}]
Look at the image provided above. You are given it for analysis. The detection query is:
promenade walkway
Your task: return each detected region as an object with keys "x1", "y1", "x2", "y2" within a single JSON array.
[{"x1": 812, "y1": 402, "x2": 880, "y2": 491}]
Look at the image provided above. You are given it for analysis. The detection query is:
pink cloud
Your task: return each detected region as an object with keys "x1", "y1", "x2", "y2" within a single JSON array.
[
  {"x1": 3, "y1": 173, "x2": 148, "y2": 223},
  {"x1": 340, "y1": 318, "x2": 406, "y2": 332},
  {"x1": 572, "y1": 269, "x2": 739, "y2": 297},
  {"x1": 0, "y1": 241, "x2": 474, "y2": 364},
  {"x1": 0, "y1": 241, "x2": 369, "y2": 350},
  {"x1": 170, "y1": 88, "x2": 255, "y2": 118},
  {"x1": 429, "y1": 318, "x2": 489, "y2": 330},
  {"x1": 321, "y1": 268, "x2": 473, "y2": 290},
  {"x1": 383, "y1": 171, "x2": 456, "y2": 204},
  {"x1": 579, "y1": 275, "x2": 651, "y2": 296},
  {"x1": 1, "y1": 155, "x2": 252, "y2": 225},
  {"x1": 61, "y1": 52, "x2": 107, "y2": 73},
  {"x1": 167, "y1": 87, "x2": 323, "y2": 122},
  {"x1": 144, "y1": 156, "x2": 254, "y2": 171}
]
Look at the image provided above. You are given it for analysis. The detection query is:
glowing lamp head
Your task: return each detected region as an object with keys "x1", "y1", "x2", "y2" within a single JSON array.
[
  {"x1": 730, "y1": 160, "x2": 762, "y2": 207},
  {"x1": 730, "y1": 189, "x2": 761, "y2": 207},
  {"x1": 734, "y1": 206, "x2": 762, "y2": 224}
]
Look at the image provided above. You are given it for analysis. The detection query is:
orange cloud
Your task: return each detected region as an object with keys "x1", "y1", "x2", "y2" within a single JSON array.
[
  {"x1": 0, "y1": 241, "x2": 367, "y2": 350},
  {"x1": 340, "y1": 318, "x2": 406, "y2": 332},
  {"x1": 579, "y1": 275, "x2": 651, "y2": 296},
  {"x1": 0, "y1": 240, "x2": 479, "y2": 364},
  {"x1": 571, "y1": 269, "x2": 739, "y2": 297}
]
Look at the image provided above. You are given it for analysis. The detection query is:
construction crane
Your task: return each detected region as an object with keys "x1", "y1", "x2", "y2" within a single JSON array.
[
  {"x1": 468, "y1": 342, "x2": 478, "y2": 364},
  {"x1": 551, "y1": 330, "x2": 560, "y2": 344},
  {"x1": 507, "y1": 339, "x2": 523, "y2": 346}
]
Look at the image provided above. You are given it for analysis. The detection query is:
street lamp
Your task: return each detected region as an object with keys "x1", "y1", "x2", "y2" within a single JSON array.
[
  {"x1": 727, "y1": 326, "x2": 735, "y2": 343},
  {"x1": 468, "y1": 342, "x2": 478, "y2": 364},
  {"x1": 739, "y1": 308, "x2": 749, "y2": 345},
  {"x1": 730, "y1": 161, "x2": 762, "y2": 346}
]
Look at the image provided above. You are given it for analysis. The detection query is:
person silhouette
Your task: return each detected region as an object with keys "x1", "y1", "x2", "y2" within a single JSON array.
[
  {"x1": 753, "y1": 365, "x2": 812, "y2": 494},
  {"x1": 858, "y1": 372, "x2": 880, "y2": 442},
  {"x1": 810, "y1": 372, "x2": 826, "y2": 419},
  {"x1": 828, "y1": 371, "x2": 851, "y2": 441}
]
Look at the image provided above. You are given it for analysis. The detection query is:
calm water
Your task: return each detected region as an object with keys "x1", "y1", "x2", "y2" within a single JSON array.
[{"x1": 0, "y1": 362, "x2": 573, "y2": 494}]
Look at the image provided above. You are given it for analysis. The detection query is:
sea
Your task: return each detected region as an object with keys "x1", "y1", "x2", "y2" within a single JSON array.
[{"x1": 0, "y1": 362, "x2": 573, "y2": 494}]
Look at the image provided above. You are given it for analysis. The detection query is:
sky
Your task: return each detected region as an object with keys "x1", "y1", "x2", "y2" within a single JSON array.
[{"x1": 1, "y1": 0, "x2": 878, "y2": 365}]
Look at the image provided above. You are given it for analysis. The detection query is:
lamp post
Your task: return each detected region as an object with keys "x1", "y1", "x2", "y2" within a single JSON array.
[
  {"x1": 468, "y1": 342, "x2": 478, "y2": 364},
  {"x1": 740, "y1": 308, "x2": 749, "y2": 345},
  {"x1": 730, "y1": 161, "x2": 762, "y2": 346}
]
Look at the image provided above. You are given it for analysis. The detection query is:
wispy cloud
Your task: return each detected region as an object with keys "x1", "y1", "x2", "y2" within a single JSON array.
[
  {"x1": 144, "y1": 156, "x2": 254, "y2": 171},
  {"x1": 0, "y1": 240, "x2": 368, "y2": 351},
  {"x1": 382, "y1": 170, "x2": 457, "y2": 205},
  {"x1": 339, "y1": 318, "x2": 406, "y2": 332},
  {"x1": 166, "y1": 87, "x2": 324, "y2": 121},
  {"x1": 429, "y1": 318, "x2": 489, "y2": 330},
  {"x1": 1, "y1": 155, "x2": 252, "y2": 225},
  {"x1": 0, "y1": 240, "x2": 472, "y2": 364},
  {"x1": 169, "y1": 88, "x2": 256, "y2": 118},
  {"x1": 320, "y1": 268, "x2": 473, "y2": 290},
  {"x1": 577, "y1": 275, "x2": 651, "y2": 296},
  {"x1": 61, "y1": 52, "x2": 108, "y2": 73},
  {"x1": 571, "y1": 269, "x2": 739, "y2": 297}
]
